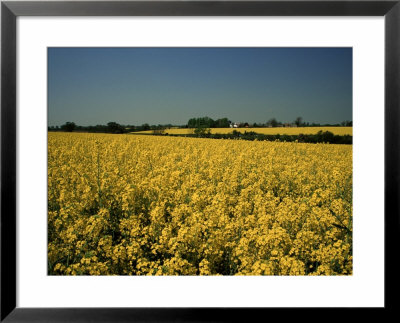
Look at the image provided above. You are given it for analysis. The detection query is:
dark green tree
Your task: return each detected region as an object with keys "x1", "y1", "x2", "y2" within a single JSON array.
[
  {"x1": 60, "y1": 122, "x2": 76, "y2": 132},
  {"x1": 266, "y1": 118, "x2": 278, "y2": 127},
  {"x1": 214, "y1": 118, "x2": 231, "y2": 128},
  {"x1": 294, "y1": 117, "x2": 303, "y2": 127},
  {"x1": 141, "y1": 123, "x2": 150, "y2": 131},
  {"x1": 194, "y1": 126, "x2": 211, "y2": 137},
  {"x1": 107, "y1": 122, "x2": 126, "y2": 133},
  {"x1": 187, "y1": 117, "x2": 215, "y2": 128}
]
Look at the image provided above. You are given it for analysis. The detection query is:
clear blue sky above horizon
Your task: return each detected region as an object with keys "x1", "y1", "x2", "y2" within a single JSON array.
[{"x1": 48, "y1": 47, "x2": 352, "y2": 127}]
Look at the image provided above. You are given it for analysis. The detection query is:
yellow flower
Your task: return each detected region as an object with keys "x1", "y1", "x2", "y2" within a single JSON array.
[{"x1": 48, "y1": 132, "x2": 352, "y2": 276}]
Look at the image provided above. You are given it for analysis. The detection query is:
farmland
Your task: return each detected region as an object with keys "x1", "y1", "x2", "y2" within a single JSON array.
[
  {"x1": 132, "y1": 126, "x2": 353, "y2": 136},
  {"x1": 48, "y1": 132, "x2": 352, "y2": 276}
]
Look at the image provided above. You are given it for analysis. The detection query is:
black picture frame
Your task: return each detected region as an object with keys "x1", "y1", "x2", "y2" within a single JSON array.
[{"x1": 1, "y1": 0, "x2": 399, "y2": 321}]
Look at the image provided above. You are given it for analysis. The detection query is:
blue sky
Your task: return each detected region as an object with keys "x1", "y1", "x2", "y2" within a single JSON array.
[{"x1": 48, "y1": 47, "x2": 352, "y2": 126}]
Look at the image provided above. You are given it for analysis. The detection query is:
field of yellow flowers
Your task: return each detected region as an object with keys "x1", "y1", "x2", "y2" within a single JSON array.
[{"x1": 48, "y1": 132, "x2": 352, "y2": 275}]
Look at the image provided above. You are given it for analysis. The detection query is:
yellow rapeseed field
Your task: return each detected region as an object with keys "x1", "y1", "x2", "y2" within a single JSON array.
[
  {"x1": 133, "y1": 126, "x2": 352, "y2": 136},
  {"x1": 48, "y1": 132, "x2": 352, "y2": 276}
]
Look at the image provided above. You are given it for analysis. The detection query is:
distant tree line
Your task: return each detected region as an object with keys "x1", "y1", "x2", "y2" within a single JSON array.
[
  {"x1": 49, "y1": 117, "x2": 353, "y2": 134},
  {"x1": 187, "y1": 117, "x2": 231, "y2": 128},
  {"x1": 48, "y1": 122, "x2": 185, "y2": 134},
  {"x1": 49, "y1": 122, "x2": 128, "y2": 134},
  {"x1": 186, "y1": 116, "x2": 352, "y2": 128},
  {"x1": 160, "y1": 130, "x2": 352, "y2": 145}
]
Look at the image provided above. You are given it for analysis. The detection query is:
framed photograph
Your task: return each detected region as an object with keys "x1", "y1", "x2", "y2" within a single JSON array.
[{"x1": 1, "y1": 0, "x2": 398, "y2": 321}]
